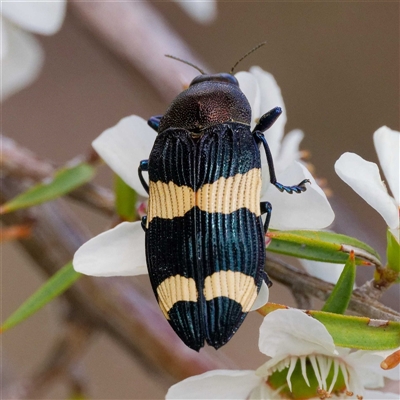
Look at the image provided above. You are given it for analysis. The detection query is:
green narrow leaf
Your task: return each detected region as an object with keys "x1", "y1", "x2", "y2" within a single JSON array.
[
  {"x1": 322, "y1": 251, "x2": 356, "y2": 314},
  {"x1": 267, "y1": 230, "x2": 381, "y2": 266},
  {"x1": 1, "y1": 262, "x2": 81, "y2": 333},
  {"x1": 114, "y1": 174, "x2": 138, "y2": 222},
  {"x1": 310, "y1": 310, "x2": 400, "y2": 350},
  {"x1": 387, "y1": 229, "x2": 400, "y2": 273},
  {"x1": 0, "y1": 163, "x2": 96, "y2": 214}
]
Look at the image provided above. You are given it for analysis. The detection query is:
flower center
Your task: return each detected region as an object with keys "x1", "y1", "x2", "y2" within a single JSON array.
[{"x1": 265, "y1": 355, "x2": 363, "y2": 399}]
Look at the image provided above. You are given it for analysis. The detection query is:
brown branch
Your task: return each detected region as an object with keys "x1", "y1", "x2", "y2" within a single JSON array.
[
  {"x1": 3, "y1": 319, "x2": 92, "y2": 400},
  {"x1": 292, "y1": 291, "x2": 312, "y2": 310},
  {"x1": 266, "y1": 257, "x2": 400, "y2": 321},
  {"x1": 69, "y1": 0, "x2": 209, "y2": 101},
  {"x1": 68, "y1": 183, "x2": 114, "y2": 216}
]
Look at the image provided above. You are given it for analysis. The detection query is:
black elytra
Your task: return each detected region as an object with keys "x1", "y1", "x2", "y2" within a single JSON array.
[{"x1": 138, "y1": 71, "x2": 309, "y2": 351}]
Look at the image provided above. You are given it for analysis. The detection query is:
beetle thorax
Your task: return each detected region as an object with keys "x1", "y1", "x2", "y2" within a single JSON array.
[{"x1": 158, "y1": 81, "x2": 251, "y2": 136}]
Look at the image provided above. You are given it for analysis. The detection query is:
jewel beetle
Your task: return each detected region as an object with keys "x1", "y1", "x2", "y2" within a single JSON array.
[{"x1": 138, "y1": 46, "x2": 309, "y2": 351}]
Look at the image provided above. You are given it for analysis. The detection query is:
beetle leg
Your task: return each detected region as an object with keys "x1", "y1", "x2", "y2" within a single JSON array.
[
  {"x1": 262, "y1": 271, "x2": 273, "y2": 288},
  {"x1": 260, "y1": 201, "x2": 272, "y2": 234},
  {"x1": 254, "y1": 131, "x2": 310, "y2": 194},
  {"x1": 138, "y1": 160, "x2": 149, "y2": 194},
  {"x1": 252, "y1": 107, "x2": 282, "y2": 133},
  {"x1": 147, "y1": 115, "x2": 163, "y2": 132},
  {"x1": 141, "y1": 216, "x2": 147, "y2": 232},
  {"x1": 260, "y1": 202, "x2": 273, "y2": 288}
]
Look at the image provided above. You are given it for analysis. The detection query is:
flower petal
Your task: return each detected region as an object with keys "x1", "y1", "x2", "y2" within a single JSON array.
[
  {"x1": 249, "y1": 66, "x2": 287, "y2": 159},
  {"x1": 166, "y1": 370, "x2": 261, "y2": 400},
  {"x1": 73, "y1": 222, "x2": 147, "y2": 277},
  {"x1": 335, "y1": 153, "x2": 399, "y2": 229},
  {"x1": 92, "y1": 116, "x2": 157, "y2": 197},
  {"x1": 355, "y1": 348, "x2": 400, "y2": 383},
  {"x1": 2, "y1": 0, "x2": 66, "y2": 35},
  {"x1": 1, "y1": 21, "x2": 43, "y2": 102},
  {"x1": 364, "y1": 391, "x2": 400, "y2": 399},
  {"x1": 1, "y1": 16, "x2": 9, "y2": 58},
  {"x1": 235, "y1": 71, "x2": 261, "y2": 125},
  {"x1": 346, "y1": 350, "x2": 390, "y2": 389},
  {"x1": 373, "y1": 126, "x2": 400, "y2": 205},
  {"x1": 275, "y1": 129, "x2": 304, "y2": 173},
  {"x1": 250, "y1": 281, "x2": 269, "y2": 311},
  {"x1": 300, "y1": 259, "x2": 345, "y2": 285},
  {"x1": 174, "y1": 0, "x2": 217, "y2": 24},
  {"x1": 262, "y1": 161, "x2": 335, "y2": 230},
  {"x1": 258, "y1": 309, "x2": 337, "y2": 359}
]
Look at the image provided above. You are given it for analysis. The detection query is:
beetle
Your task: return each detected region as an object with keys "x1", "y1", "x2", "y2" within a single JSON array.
[{"x1": 138, "y1": 47, "x2": 309, "y2": 351}]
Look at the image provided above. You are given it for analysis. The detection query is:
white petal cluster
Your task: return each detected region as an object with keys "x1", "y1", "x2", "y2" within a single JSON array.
[
  {"x1": 335, "y1": 127, "x2": 400, "y2": 243},
  {"x1": 166, "y1": 309, "x2": 399, "y2": 400},
  {"x1": 1, "y1": 0, "x2": 66, "y2": 101}
]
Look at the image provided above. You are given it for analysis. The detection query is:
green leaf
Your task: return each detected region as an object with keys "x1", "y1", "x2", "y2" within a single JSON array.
[
  {"x1": 1, "y1": 262, "x2": 81, "y2": 332},
  {"x1": 322, "y1": 251, "x2": 356, "y2": 314},
  {"x1": 267, "y1": 230, "x2": 381, "y2": 267},
  {"x1": 114, "y1": 174, "x2": 138, "y2": 222},
  {"x1": 0, "y1": 163, "x2": 96, "y2": 214},
  {"x1": 387, "y1": 229, "x2": 400, "y2": 273},
  {"x1": 310, "y1": 310, "x2": 400, "y2": 350}
]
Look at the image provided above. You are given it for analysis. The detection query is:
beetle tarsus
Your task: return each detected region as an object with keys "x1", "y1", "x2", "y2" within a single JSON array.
[
  {"x1": 138, "y1": 159, "x2": 149, "y2": 194},
  {"x1": 148, "y1": 115, "x2": 163, "y2": 132},
  {"x1": 274, "y1": 179, "x2": 310, "y2": 194}
]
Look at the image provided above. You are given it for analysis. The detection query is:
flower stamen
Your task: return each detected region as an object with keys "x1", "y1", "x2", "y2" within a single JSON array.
[
  {"x1": 339, "y1": 362, "x2": 350, "y2": 392},
  {"x1": 328, "y1": 358, "x2": 340, "y2": 394},
  {"x1": 317, "y1": 355, "x2": 329, "y2": 390},
  {"x1": 310, "y1": 355, "x2": 324, "y2": 389},
  {"x1": 286, "y1": 357, "x2": 297, "y2": 391},
  {"x1": 300, "y1": 356, "x2": 310, "y2": 387}
]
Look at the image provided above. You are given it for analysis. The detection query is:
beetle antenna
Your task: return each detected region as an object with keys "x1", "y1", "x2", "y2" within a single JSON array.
[
  {"x1": 165, "y1": 55, "x2": 206, "y2": 74},
  {"x1": 230, "y1": 42, "x2": 266, "y2": 74}
]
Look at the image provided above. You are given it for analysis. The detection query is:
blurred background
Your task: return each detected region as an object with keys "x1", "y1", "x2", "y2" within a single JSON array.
[{"x1": 2, "y1": 1, "x2": 399, "y2": 399}]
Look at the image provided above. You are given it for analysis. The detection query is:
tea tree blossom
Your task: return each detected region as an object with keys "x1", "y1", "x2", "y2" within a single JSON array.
[
  {"x1": 166, "y1": 309, "x2": 399, "y2": 399},
  {"x1": 73, "y1": 68, "x2": 334, "y2": 280},
  {"x1": 335, "y1": 126, "x2": 400, "y2": 243},
  {"x1": 1, "y1": 0, "x2": 66, "y2": 101}
]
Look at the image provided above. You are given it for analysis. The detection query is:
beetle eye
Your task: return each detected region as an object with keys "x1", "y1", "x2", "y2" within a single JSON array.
[{"x1": 190, "y1": 73, "x2": 239, "y2": 87}]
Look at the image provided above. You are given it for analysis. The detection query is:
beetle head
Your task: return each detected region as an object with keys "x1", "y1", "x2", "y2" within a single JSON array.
[{"x1": 189, "y1": 73, "x2": 239, "y2": 87}]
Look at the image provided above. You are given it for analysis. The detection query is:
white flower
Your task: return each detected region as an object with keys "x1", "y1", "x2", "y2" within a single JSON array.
[
  {"x1": 73, "y1": 69, "x2": 332, "y2": 292},
  {"x1": 1, "y1": 0, "x2": 66, "y2": 101},
  {"x1": 166, "y1": 309, "x2": 399, "y2": 399},
  {"x1": 299, "y1": 259, "x2": 347, "y2": 285},
  {"x1": 174, "y1": 0, "x2": 216, "y2": 24},
  {"x1": 236, "y1": 67, "x2": 334, "y2": 230},
  {"x1": 335, "y1": 127, "x2": 400, "y2": 243}
]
